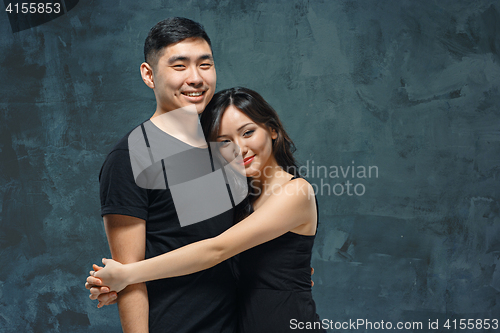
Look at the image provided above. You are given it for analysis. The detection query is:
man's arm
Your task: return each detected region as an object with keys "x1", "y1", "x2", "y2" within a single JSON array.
[{"x1": 104, "y1": 214, "x2": 148, "y2": 333}]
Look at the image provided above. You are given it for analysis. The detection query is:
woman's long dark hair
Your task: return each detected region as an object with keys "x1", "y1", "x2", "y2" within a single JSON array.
[{"x1": 200, "y1": 87, "x2": 300, "y2": 221}]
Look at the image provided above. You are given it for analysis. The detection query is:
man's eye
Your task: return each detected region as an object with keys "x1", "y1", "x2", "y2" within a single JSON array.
[
  {"x1": 172, "y1": 65, "x2": 186, "y2": 70},
  {"x1": 200, "y1": 63, "x2": 212, "y2": 69}
]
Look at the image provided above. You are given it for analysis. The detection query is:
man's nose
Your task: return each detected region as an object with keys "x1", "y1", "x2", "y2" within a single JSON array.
[{"x1": 186, "y1": 67, "x2": 203, "y2": 86}]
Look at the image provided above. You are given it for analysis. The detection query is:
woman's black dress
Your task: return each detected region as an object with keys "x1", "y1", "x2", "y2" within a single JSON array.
[{"x1": 237, "y1": 179, "x2": 325, "y2": 333}]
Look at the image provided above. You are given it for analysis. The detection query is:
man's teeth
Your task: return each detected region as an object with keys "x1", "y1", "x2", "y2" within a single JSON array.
[{"x1": 184, "y1": 92, "x2": 203, "y2": 97}]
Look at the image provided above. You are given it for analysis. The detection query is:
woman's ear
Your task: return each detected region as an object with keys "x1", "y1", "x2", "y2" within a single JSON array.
[{"x1": 271, "y1": 128, "x2": 278, "y2": 140}]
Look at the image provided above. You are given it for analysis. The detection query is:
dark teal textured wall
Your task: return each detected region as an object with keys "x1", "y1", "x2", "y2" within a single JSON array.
[{"x1": 0, "y1": 1, "x2": 499, "y2": 332}]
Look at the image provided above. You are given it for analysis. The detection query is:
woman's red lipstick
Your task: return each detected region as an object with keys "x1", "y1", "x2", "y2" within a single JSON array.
[{"x1": 241, "y1": 155, "x2": 255, "y2": 166}]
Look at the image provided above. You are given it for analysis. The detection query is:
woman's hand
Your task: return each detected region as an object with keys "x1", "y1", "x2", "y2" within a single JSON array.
[
  {"x1": 85, "y1": 264, "x2": 118, "y2": 308},
  {"x1": 89, "y1": 258, "x2": 130, "y2": 293}
]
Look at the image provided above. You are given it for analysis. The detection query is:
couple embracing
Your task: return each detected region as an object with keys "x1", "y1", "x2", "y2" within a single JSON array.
[{"x1": 85, "y1": 17, "x2": 324, "y2": 333}]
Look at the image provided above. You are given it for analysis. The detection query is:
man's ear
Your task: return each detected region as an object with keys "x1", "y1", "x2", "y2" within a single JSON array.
[{"x1": 140, "y1": 62, "x2": 155, "y2": 89}]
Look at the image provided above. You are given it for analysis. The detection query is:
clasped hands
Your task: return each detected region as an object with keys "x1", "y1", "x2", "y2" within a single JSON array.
[{"x1": 85, "y1": 258, "x2": 129, "y2": 308}]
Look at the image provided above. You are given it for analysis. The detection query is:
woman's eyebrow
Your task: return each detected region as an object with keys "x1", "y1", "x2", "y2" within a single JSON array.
[
  {"x1": 216, "y1": 123, "x2": 253, "y2": 139},
  {"x1": 237, "y1": 123, "x2": 253, "y2": 131}
]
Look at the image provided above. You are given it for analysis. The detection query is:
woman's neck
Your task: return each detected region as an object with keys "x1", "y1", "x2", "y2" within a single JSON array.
[{"x1": 251, "y1": 159, "x2": 294, "y2": 206}]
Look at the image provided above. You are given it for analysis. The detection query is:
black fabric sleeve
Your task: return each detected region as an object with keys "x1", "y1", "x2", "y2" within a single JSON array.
[{"x1": 99, "y1": 149, "x2": 149, "y2": 220}]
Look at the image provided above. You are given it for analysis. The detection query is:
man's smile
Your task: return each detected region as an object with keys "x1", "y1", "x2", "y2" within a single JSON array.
[{"x1": 182, "y1": 91, "x2": 205, "y2": 97}]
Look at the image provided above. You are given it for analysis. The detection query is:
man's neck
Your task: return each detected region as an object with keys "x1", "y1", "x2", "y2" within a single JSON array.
[{"x1": 150, "y1": 106, "x2": 207, "y2": 148}]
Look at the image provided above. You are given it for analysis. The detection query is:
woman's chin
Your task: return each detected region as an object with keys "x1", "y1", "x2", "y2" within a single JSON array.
[{"x1": 244, "y1": 168, "x2": 261, "y2": 178}]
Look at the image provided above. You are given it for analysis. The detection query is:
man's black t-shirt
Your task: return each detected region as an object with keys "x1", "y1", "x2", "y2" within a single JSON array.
[{"x1": 99, "y1": 121, "x2": 237, "y2": 333}]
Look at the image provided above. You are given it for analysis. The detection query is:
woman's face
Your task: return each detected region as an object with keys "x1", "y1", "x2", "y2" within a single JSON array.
[{"x1": 216, "y1": 105, "x2": 278, "y2": 178}]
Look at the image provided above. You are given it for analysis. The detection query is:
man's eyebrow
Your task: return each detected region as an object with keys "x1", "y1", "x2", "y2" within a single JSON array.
[
  {"x1": 199, "y1": 54, "x2": 214, "y2": 61},
  {"x1": 167, "y1": 54, "x2": 213, "y2": 64},
  {"x1": 167, "y1": 55, "x2": 188, "y2": 64}
]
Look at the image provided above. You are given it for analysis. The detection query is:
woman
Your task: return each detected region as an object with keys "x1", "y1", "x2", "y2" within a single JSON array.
[{"x1": 89, "y1": 87, "x2": 324, "y2": 332}]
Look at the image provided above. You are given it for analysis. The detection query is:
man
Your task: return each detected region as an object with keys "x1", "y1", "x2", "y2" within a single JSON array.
[{"x1": 86, "y1": 17, "x2": 238, "y2": 333}]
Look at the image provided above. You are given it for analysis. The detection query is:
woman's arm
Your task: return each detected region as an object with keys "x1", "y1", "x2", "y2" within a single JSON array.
[{"x1": 92, "y1": 178, "x2": 316, "y2": 292}]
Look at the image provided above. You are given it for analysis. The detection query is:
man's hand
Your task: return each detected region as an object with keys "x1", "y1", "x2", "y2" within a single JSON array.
[{"x1": 85, "y1": 264, "x2": 118, "y2": 308}]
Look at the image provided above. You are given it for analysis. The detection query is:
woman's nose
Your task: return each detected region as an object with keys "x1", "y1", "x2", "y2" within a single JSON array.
[
  {"x1": 233, "y1": 143, "x2": 242, "y2": 158},
  {"x1": 234, "y1": 139, "x2": 247, "y2": 158}
]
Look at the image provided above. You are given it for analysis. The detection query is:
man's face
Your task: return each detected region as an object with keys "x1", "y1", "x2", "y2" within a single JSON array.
[{"x1": 150, "y1": 37, "x2": 216, "y2": 113}]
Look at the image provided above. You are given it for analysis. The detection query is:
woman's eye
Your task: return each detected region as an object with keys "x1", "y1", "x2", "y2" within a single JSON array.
[
  {"x1": 243, "y1": 130, "x2": 254, "y2": 137},
  {"x1": 218, "y1": 140, "x2": 231, "y2": 147}
]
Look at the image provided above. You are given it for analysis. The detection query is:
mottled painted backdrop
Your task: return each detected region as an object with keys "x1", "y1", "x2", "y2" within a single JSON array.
[{"x1": 0, "y1": 0, "x2": 499, "y2": 332}]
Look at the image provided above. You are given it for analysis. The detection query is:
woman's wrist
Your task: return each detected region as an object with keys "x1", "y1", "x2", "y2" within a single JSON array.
[{"x1": 123, "y1": 261, "x2": 139, "y2": 286}]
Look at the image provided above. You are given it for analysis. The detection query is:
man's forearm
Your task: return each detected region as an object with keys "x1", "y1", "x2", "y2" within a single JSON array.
[
  {"x1": 103, "y1": 214, "x2": 148, "y2": 333},
  {"x1": 118, "y1": 283, "x2": 149, "y2": 333}
]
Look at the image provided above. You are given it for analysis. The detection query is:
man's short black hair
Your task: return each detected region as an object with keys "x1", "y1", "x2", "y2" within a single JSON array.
[{"x1": 144, "y1": 17, "x2": 212, "y2": 67}]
